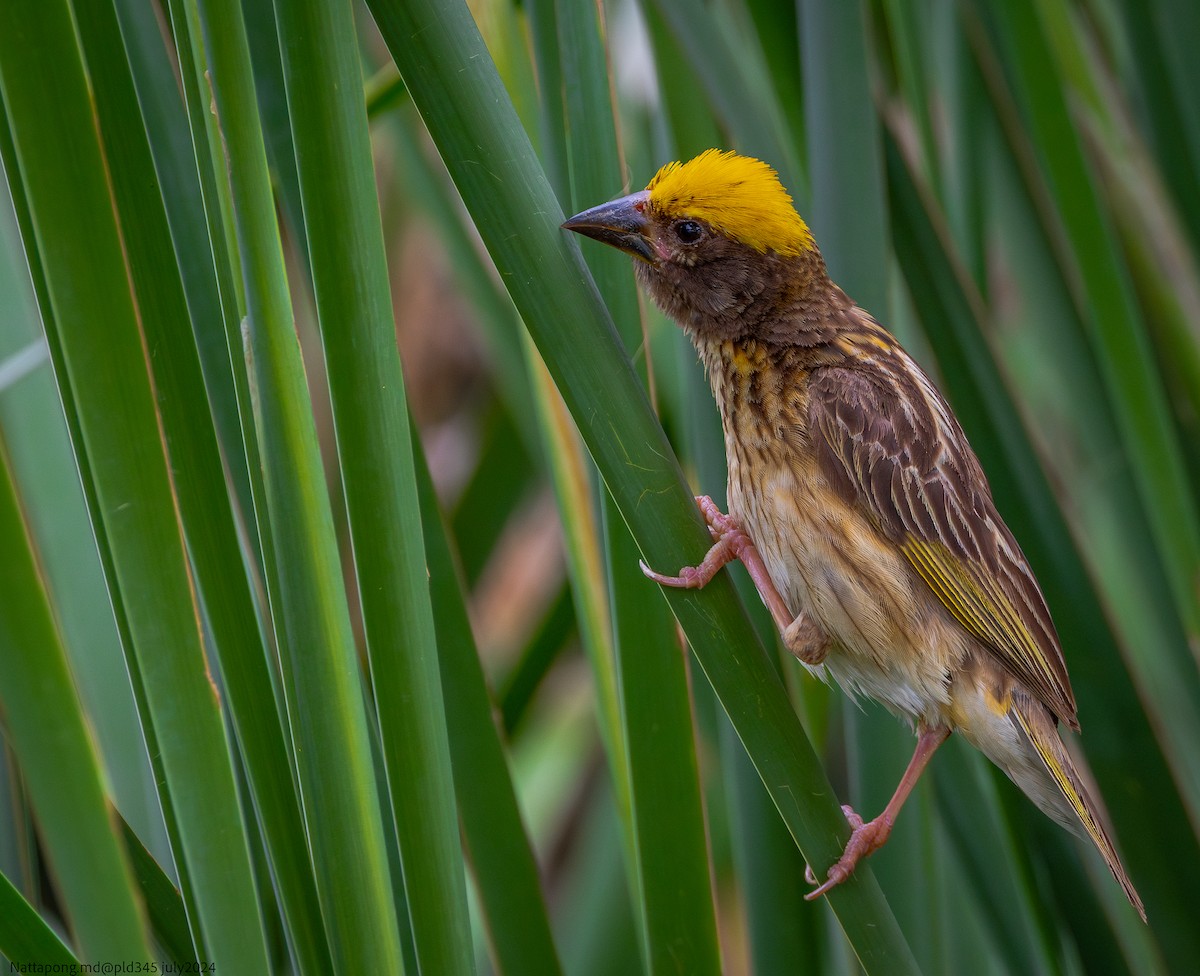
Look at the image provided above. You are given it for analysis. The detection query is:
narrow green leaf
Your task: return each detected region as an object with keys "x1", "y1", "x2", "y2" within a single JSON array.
[
  {"x1": 743, "y1": 0, "x2": 804, "y2": 139},
  {"x1": 798, "y1": 0, "x2": 888, "y2": 313},
  {"x1": 527, "y1": 0, "x2": 570, "y2": 199},
  {"x1": 498, "y1": 584, "x2": 576, "y2": 734},
  {"x1": 243, "y1": 0, "x2": 306, "y2": 255},
  {"x1": 157, "y1": 0, "x2": 270, "y2": 559},
  {"x1": 1112, "y1": 0, "x2": 1200, "y2": 251},
  {"x1": 556, "y1": 780, "x2": 646, "y2": 976},
  {"x1": 524, "y1": 348, "x2": 629, "y2": 820},
  {"x1": 365, "y1": 63, "x2": 408, "y2": 119},
  {"x1": 118, "y1": 819, "x2": 193, "y2": 965},
  {"x1": 640, "y1": 3, "x2": 723, "y2": 159},
  {"x1": 414, "y1": 434, "x2": 564, "y2": 976},
  {"x1": 0, "y1": 446, "x2": 151, "y2": 961},
  {"x1": 931, "y1": 740, "x2": 1061, "y2": 975},
  {"x1": 451, "y1": 403, "x2": 538, "y2": 585},
  {"x1": 878, "y1": 0, "x2": 942, "y2": 190},
  {"x1": 720, "y1": 720, "x2": 821, "y2": 972},
  {"x1": 606, "y1": 502, "x2": 723, "y2": 976},
  {"x1": 0, "y1": 870, "x2": 76, "y2": 967},
  {"x1": 386, "y1": 110, "x2": 541, "y2": 455},
  {"x1": 937, "y1": 18, "x2": 989, "y2": 289}
]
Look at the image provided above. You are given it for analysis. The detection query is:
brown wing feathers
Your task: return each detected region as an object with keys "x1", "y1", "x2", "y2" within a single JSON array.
[{"x1": 809, "y1": 361, "x2": 1079, "y2": 728}]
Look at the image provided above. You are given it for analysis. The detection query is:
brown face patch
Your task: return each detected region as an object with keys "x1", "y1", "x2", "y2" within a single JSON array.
[{"x1": 634, "y1": 221, "x2": 848, "y2": 345}]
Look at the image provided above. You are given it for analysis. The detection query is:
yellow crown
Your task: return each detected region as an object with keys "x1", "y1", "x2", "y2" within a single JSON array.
[{"x1": 645, "y1": 149, "x2": 813, "y2": 256}]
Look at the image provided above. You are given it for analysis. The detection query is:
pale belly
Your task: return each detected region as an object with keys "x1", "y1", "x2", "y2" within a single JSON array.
[{"x1": 730, "y1": 462, "x2": 968, "y2": 727}]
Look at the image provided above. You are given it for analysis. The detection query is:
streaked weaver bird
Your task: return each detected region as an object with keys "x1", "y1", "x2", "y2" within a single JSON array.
[{"x1": 563, "y1": 149, "x2": 1144, "y2": 917}]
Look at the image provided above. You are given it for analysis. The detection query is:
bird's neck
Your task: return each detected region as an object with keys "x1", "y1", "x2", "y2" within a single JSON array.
[
  {"x1": 693, "y1": 337, "x2": 809, "y2": 453},
  {"x1": 687, "y1": 283, "x2": 897, "y2": 455},
  {"x1": 687, "y1": 270, "x2": 859, "y2": 392}
]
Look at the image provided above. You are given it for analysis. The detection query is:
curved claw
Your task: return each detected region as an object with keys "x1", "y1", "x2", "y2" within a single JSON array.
[
  {"x1": 804, "y1": 805, "x2": 889, "y2": 902},
  {"x1": 638, "y1": 497, "x2": 795, "y2": 645},
  {"x1": 637, "y1": 500, "x2": 744, "y2": 590},
  {"x1": 639, "y1": 559, "x2": 703, "y2": 588}
]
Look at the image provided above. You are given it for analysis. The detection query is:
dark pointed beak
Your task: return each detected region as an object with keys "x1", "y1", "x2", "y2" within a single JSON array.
[{"x1": 562, "y1": 191, "x2": 657, "y2": 264}]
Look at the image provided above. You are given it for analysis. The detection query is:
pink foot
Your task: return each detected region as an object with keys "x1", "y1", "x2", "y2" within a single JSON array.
[
  {"x1": 804, "y1": 805, "x2": 894, "y2": 900},
  {"x1": 640, "y1": 496, "x2": 795, "y2": 633}
]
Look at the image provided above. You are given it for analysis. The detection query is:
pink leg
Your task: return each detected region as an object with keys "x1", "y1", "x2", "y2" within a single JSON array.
[
  {"x1": 640, "y1": 496, "x2": 795, "y2": 636},
  {"x1": 805, "y1": 727, "x2": 950, "y2": 899}
]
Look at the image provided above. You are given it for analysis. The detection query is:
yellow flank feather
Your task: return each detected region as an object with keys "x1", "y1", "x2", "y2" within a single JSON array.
[
  {"x1": 646, "y1": 149, "x2": 814, "y2": 256},
  {"x1": 901, "y1": 538, "x2": 1074, "y2": 723},
  {"x1": 902, "y1": 540, "x2": 1010, "y2": 651}
]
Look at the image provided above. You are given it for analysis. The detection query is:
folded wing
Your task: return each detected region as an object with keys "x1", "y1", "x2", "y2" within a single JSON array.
[{"x1": 808, "y1": 361, "x2": 1078, "y2": 729}]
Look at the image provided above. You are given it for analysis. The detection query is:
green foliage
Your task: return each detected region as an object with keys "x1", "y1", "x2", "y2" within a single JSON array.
[{"x1": 0, "y1": 0, "x2": 1194, "y2": 973}]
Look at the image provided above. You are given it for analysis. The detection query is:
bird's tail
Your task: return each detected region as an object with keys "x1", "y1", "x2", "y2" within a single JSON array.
[{"x1": 1012, "y1": 702, "x2": 1146, "y2": 921}]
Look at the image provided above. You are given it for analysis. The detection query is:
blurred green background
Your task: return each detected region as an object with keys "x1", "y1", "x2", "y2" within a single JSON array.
[{"x1": 1, "y1": 0, "x2": 1197, "y2": 973}]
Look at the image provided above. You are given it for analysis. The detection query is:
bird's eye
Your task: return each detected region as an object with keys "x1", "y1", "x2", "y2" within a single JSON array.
[{"x1": 673, "y1": 219, "x2": 704, "y2": 244}]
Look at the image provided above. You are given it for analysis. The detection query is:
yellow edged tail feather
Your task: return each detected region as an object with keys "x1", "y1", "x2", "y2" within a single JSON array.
[{"x1": 1013, "y1": 703, "x2": 1145, "y2": 920}]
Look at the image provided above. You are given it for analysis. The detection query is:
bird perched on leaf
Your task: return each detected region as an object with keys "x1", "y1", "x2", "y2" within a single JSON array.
[{"x1": 563, "y1": 149, "x2": 1144, "y2": 918}]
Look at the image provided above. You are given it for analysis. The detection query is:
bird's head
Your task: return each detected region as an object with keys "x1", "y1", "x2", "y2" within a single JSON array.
[{"x1": 563, "y1": 150, "x2": 830, "y2": 342}]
